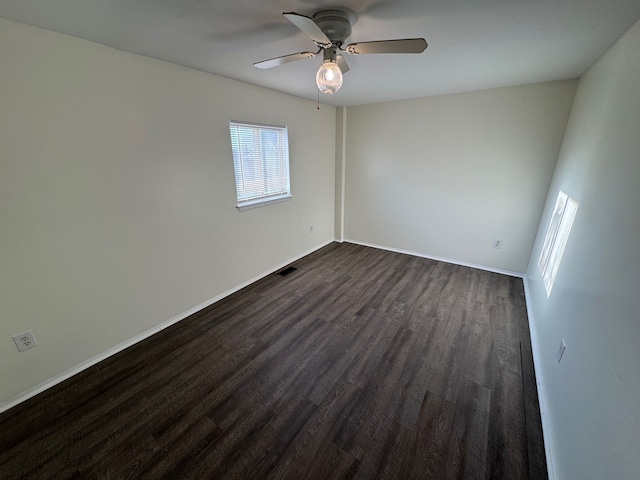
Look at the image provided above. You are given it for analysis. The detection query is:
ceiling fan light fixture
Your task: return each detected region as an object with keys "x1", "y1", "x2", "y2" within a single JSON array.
[
  {"x1": 256, "y1": 10, "x2": 428, "y2": 97},
  {"x1": 316, "y1": 60, "x2": 342, "y2": 94}
]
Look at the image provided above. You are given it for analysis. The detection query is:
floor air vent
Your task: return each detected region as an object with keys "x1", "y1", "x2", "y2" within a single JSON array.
[{"x1": 277, "y1": 266, "x2": 297, "y2": 277}]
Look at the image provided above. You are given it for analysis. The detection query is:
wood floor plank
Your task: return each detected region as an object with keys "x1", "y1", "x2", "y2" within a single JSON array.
[
  {"x1": 425, "y1": 307, "x2": 474, "y2": 403},
  {"x1": 177, "y1": 398, "x2": 274, "y2": 479},
  {"x1": 342, "y1": 306, "x2": 404, "y2": 389},
  {"x1": 486, "y1": 367, "x2": 529, "y2": 480},
  {"x1": 131, "y1": 417, "x2": 221, "y2": 479},
  {"x1": 301, "y1": 441, "x2": 360, "y2": 480},
  {"x1": 333, "y1": 327, "x2": 419, "y2": 460},
  {"x1": 0, "y1": 242, "x2": 547, "y2": 479},
  {"x1": 401, "y1": 392, "x2": 457, "y2": 479},
  {"x1": 463, "y1": 302, "x2": 494, "y2": 388},
  {"x1": 221, "y1": 393, "x2": 317, "y2": 479},
  {"x1": 354, "y1": 414, "x2": 413, "y2": 480},
  {"x1": 520, "y1": 342, "x2": 549, "y2": 480},
  {"x1": 444, "y1": 380, "x2": 491, "y2": 480},
  {"x1": 492, "y1": 296, "x2": 522, "y2": 376},
  {"x1": 290, "y1": 311, "x2": 375, "y2": 406},
  {"x1": 270, "y1": 380, "x2": 361, "y2": 480}
]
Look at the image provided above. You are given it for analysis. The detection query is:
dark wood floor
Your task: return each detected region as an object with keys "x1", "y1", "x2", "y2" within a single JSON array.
[{"x1": 0, "y1": 242, "x2": 547, "y2": 479}]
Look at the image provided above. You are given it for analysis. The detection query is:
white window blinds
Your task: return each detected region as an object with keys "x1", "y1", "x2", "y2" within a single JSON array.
[{"x1": 229, "y1": 121, "x2": 291, "y2": 209}]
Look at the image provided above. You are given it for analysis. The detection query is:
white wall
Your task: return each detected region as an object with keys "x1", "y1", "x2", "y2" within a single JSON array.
[
  {"x1": 0, "y1": 18, "x2": 335, "y2": 407},
  {"x1": 344, "y1": 81, "x2": 577, "y2": 273},
  {"x1": 334, "y1": 107, "x2": 347, "y2": 241},
  {"x1": 525, "y1": 19, "x2": 640, "y2": 480}
]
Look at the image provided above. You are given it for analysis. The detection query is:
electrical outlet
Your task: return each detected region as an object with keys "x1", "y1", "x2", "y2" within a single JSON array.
[
  {"x1": 557, "y1": 338, "x2": 566, "y2": 363},
  {"x1": 13, "y1": 330, "x2": 38, "y2": 352},
  {"x1": 309, "y1": 225, "x2": 314, "y2": 233},
  {"x1": 492, "y1": 239, "x2": 503, "y2": 249}
]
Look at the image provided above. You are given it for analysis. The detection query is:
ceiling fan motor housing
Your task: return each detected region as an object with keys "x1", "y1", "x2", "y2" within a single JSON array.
[{"x1": 312, "y1": 10, "x2": 352, "y2": 46}]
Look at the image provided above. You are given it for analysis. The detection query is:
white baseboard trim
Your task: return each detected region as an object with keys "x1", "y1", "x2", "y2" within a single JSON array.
[
  {"x1": 522, "y1": 276, "x2": 557, "y2": 480},
  {"x1": 343, "y1": 238, "x2": 524, "y2": 278},
  {"x1": 0, "y1": 240, "x2": 334, "y2": 414}
]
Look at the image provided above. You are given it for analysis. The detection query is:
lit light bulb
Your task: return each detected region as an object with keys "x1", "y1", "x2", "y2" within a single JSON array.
[{"x1": 316, "y1": 60, "x2": 343, "y2": 94}]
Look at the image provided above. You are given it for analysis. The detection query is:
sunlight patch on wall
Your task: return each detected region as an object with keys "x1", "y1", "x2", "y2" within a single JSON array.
[{"x1": 538, "y1": 191, "x2": 579, "y2": 296}]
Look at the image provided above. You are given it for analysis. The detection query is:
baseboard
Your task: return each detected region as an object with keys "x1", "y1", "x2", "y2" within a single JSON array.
[
  {"x1": 0, "y1": 240, "x2": 334, "y2": 414},
  {"x1": 343, "y1": 239, "x2": 524, "y2": 278},
  {"x1": 522, "y1": 276, "x2": 557, "y2": 480}
]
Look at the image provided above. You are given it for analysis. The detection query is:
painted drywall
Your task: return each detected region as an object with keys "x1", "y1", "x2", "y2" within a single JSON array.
[
  {"x1": 0, "y1": 18, "x2": 335, "y2": 406},
  {"x1": 334, "y1": 107, "x2": 347, "y2": 241},
  {"x1": 525, "y1": 18, "x2": 640, "y2": 480},
  {"x1": 344, "y1": 81, "x2": 577, "y2": 273}
]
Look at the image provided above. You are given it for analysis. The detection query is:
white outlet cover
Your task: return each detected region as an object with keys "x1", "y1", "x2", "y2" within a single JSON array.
[{"x1": 12, "y1": 330, "x2": 38, "y2": 352}]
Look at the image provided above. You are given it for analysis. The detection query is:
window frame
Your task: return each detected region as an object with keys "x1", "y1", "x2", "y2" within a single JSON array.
[{"x1": 229, "y1": 120, "x2": 292, "y2": 211}]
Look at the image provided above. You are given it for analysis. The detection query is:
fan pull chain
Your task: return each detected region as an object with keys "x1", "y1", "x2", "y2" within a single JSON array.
[{"x1": 317, "y1": 88, "x2": 320, "y2": 110}]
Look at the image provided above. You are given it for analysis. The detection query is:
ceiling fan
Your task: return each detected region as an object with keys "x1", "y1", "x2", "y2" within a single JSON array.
[{"x1": 254, "y1": 9, "x2": 428, "y2": 95}]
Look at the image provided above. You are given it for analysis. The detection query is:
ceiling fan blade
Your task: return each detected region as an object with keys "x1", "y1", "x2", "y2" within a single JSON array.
[
  {"x1": 346, "y1": 38, "x2": 427, "y2": 55},
  {"x1": 254, "y1": 51, "x2": 316, "y2": 69},
  {"x1": 283, "y1": 12, "x2": 332, "y2": 49},
  {"x1": 336, "y1": 54, "x2": 350, "y2": 74}
]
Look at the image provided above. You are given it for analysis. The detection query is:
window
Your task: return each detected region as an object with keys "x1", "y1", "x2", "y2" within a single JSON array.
[
  {"x1": 538, "y1": 191, "x2": 578, "y2": 296},
  {"x1": 229, "y1": 121, "x2": 291, "y2": 210}
]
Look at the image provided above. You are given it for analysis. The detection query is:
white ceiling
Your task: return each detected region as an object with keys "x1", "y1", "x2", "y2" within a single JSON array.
[{"x1": 1, "y1": 0, "x2": 639, "y2": 107}]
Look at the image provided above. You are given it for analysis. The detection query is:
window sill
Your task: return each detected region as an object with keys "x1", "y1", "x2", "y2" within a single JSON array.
[{"x1": 237, "y1": 194, "x2": 292, "y2": 211}]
